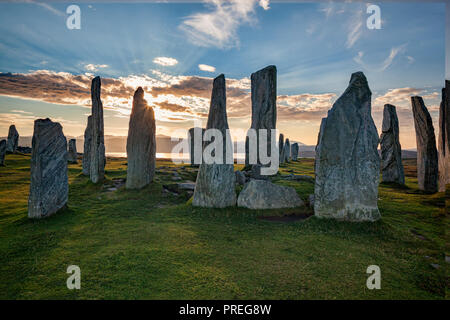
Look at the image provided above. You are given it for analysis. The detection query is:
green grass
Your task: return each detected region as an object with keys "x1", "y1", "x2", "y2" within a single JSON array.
[{"x1": 0, "y1": 154, "x2": 447, "y2": 299}]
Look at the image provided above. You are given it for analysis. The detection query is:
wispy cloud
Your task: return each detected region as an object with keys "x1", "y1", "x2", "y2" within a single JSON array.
[
  {"x1": 346, "y1": 11, "x2": 363, "y2": 49},
  {"x1": 198, "y1": 64, "x2": 216, "y2": 72},
  {"x1": 354, "y1": 44, "x2": 407, "y2": 72},
  {"x1": 153, "y1": 57, "x2": 178, "y2": 67},
  {"x1": 84, "y1": 64, "x2": 109, "y2": 72},
  {"x1": 27, "y1": 0, "x2": 65, "y2": 17}
]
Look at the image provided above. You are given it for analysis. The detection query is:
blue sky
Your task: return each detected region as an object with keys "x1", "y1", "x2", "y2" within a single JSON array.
[{"x1": 0, "y1": 1, "x2": 446, "y2": 148}]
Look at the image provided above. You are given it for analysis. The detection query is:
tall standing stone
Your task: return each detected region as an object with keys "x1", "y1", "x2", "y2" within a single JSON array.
[
  {"x1": 6, "y1": 124, "x2": 19, "y2": 153},
  {"x1": 411, "y1": 96, "x2": 438, "y2": 193},
  {"x1": 438, "y1": 80, "x2": 450, "y2": 192},
  {"x1": 245, "y1": 65, "x2": 277, "y2": 169},
  {"x1": 28, "y1": 118, "x2": 68, "y2": 218},
  {"x1": 89, "y1": 76, "x2": 106, "y2": 183},
  {"x1": 0, "y1": 140, "x2": 6, "y2": 166},
  {"x1": 278, "y1": 133, "x2": 285, "y2": 164},
  {"x1": 82, "y1": 116, "x2": 92, "y2": 175},
  {"x1": 193, "y1": 74, "x2": 236, "y2": 208},
  {"x1": 67, "y1": 139, "x2": 78, "y2": 164},
  {"x1": 188, "y1": 127, "x2": 205, "y2": 166},
  {"x1": 126, "y1": 87, "x2": 156, "y2": 189},
  {"x1": 380, "y1": 104, "x2": 404, "y2": 184},
  {"x1": 291, "y1": 143, "x2": 299, "y2": 161},
  {"x1": 314, "y1": 72, "x2": 380, "y2": 221},
  {"x1": 284, "y1": 139, "x2": 291, "y2": 162}
]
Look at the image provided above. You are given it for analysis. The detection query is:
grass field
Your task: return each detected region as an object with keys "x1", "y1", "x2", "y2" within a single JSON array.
[{"x1": 0, "y1": 153, "x2": 447, "y2": 299}]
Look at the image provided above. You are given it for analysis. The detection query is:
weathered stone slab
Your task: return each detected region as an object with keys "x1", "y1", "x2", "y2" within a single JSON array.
[
  {"x1": 82, "y1": 116, "x2": 92, "y2": 175},
  {"x1": 89, "y1": 76, "x2": 106, "y2": 183},
  {"x1": 411, "y1": 96, "x2": 438, "y2": 193},
  {"x1": 278, "y1": 133, "x2": 285, "y2": 164},
  {"x1": 126, "y1": 87, "x2": 156, "y2": 189},
  {"x1": 28, "y1": 118, "x2": 68, "y2": 218},
  {"x1": 380, "y1": 104, "x2": 404, "y2": 184},
  {"x1": 6, "y1": 124, "x2": 19, "y2": 153},
  {"x1": 193, "y1": 74, "x2": 236, "y2": 207},
  {"x1": 291, "y1": 143, "x2": 299, "y2": 161},
  {"x1": 0, "y1": 139, "x2": 6, "y2": 166},
  {"x1": 314, "y1": 72, "x2": 380, "y2": 221},
  {"x1": 237, "y1": 179, "x2": 304, "y2": 209},
  {"x1": 283, "y1": 139, "x2": 291, "y2": 162},
  {"x1": 188, "y1": 127, "x2": 205, "y2": 166},
  {"x1": 438, "y1": 80, "x2": 450, "y2": 192},
  {"x1": 67, "y1": 138, "x2": 78, "y2": 164}
]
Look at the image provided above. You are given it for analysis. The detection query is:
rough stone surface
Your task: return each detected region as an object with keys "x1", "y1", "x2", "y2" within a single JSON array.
[
  {"x1": 283, "y1": 139, "x2": 291, "y2": 162},
  {"x1": 308, "y1": 194, "x2": 315, "y2": 208},
  {"x1": 89, "y1": 76, "x2": 106, "y2": 183},
  {"x1": 188, "y1": 127, "x2": 205, "y2": 166},
  {"x1": 82, "y1": 116, "x2": 92, "y2": 175},
  {"x1": 6, "y1": 124, "x2": 19, "y2": 153},
  {"x1": 438, "y1": 80, "x2": 450, "y2": 192},
  {"x1": 314, "y1": 72, "x2": 380, "y2": 221},
  {"x1": 249, "y1": 164, "x2": 268, "y2": 180},
  {"x1": 245, "y1": 65, "x2": 277, "y2": 169},
  {"x1": 67, "y1": 138, "x2": 78, "y2": 164},
  {"x1": 126, "y1": 87, "x2": 156, "y2": 189},
  {"x1": 291, "y1": 143, "x2": 299, "y2": 161},
  {"x1": 193, "y1": 74, "x2": 236, "y2": 207},
  {"x1": 28, "y1": 118, "x2": 68, "y2": 219},
  {"x1": 380, "y1": 104, "x2": 404, "y2": 184},
  {"x1": 235, "y1": 170, "x2": 246, "y2": 185},
  {"x1": 0, "y1": 139, "x2": 6, "y2": 166},
  {"x1": 412, "y1": 96, "x2": 438, "y2": 193},
  {"x1": 278, "y1": 133, "x2": 285, "y2": 164},
  {"x1": 237, "y1": 179, "x2": 304, "y2": 209}
]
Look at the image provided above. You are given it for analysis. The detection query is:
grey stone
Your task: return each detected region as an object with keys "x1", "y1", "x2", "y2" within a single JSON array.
[
  {"x1": 237, "y1": 179, "x2": 304, "y2": 209},
  {"x1": 438, "y1": 80, "x2": 450, "y2": 192},
  {"x1": 283, "y1": 139, "x2": 291, "y2": 162},
  {"x1": 193, "y1": 74, "x2": 236, "y2": 208},
  {"x1": 82, "y1": 115, "x2": 92, "y2": 175},
  {"x1": 28, "y1": 118, "x2": 68, "y2": 219},
  {"x1": 0, "y1": 139, "x2": 6, "y2": 166},
  {"x1": 188, "y1": 127, "x2": 205, "y2": 166},
  {"x1": 291, "y1": 143, "x2": 299, "y2": 161},
  {"x1": 89, "y1": 76, "x2": 106, "y2": 183},
  {"x1": 314, "y1": 72, "x2": 380, "y2": 221},
  {"x1": 278, "y1": 133, "x2": 285, "y2": 164},
  {"x1": 245, "y1": 65, "x2": 277, "y2": 169},
  {"x1": 126, "y1": 87, "x2": 156, "y2": 189},
  {"x1": 308, "y1": 194, "x2": 315, "y2": 208},
  {"x1": 235, "y1": 170, "x2": 246, "y2": 185},
  {"x1": 178, "y1": 181, "x2": 196, "y2": 191},
  {"x1": 6, "y1": 124, "x2": 19, "y2": 153},
  {"x1": 412, "y1": 96, "x2": 438, "y2": 193},
  {"x1": 67, "y1": 138, "x2": 78, "y2": 164},
  {"x1": 380, "y1": 104, "x2": 405, "y2": 184},
  {"x1": 249, "y1": 164, "x2": 268, "y2": 180}
]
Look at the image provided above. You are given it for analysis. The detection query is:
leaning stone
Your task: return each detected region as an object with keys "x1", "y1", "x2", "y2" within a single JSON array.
[
  {"x1": 380, "y1": 104, "x2": 405, "y2": 184},
  {"x1": 82, "y1": 116, "x2": 92, "y2": 175},
  {"x1": 67, "y1": 139, "x2": 78, "y2": 164},
  {"x1": 412, "y1": 96, "x2": 438, "y2": 193},
  {"x1": 28, "y1": 118, "x2": 68, "y2": 218},
  {"x1": 314, "y1": 72, "x2": 380, "y2": 221},
  {"x1": 291, "y1": 143, "x2": 299, "y2": 161},
  {"x1": 193, "y1": 74, "x2": 236, "y2": 208},
  {"x1": 237, "y1": 179, "x2": 304, "y2": 209},
  {"x1": 438, "y1": 80, "x2": 450, "y2": 192},
  {"x1": 126, "y1": 87, "x2": 156, "y2": 189},
  {"x1": 0, "y1": 140, "x2": 6, "y2": 166},
  {"x1": 89, "y1": 76, "x2": 106, "y2": 183},
  {"x1": 6, "y1": 124, "x2": 19, "y2": 153}
]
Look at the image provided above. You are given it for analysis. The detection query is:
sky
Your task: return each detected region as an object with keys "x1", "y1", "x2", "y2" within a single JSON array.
[{"x1": 0, "y1": 0, "x2": 446, "y2": 149}]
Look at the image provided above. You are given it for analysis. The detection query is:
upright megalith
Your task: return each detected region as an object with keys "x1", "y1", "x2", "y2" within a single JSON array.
[
  {"x1": 284, "y1": 139, "x2": 291, "y2": 162},
  {"x1": 82, "y1": 116, "x2": 92, "y2": 175},
  {"x1": 0, "y1": 140, "x2": 6, "y2": 166},
  {"x1": 28, "y1": 118, "x2": 68, "y2": 219},
  {"x1": 188, "y1": 127, "x2": 205, "y2": 166},
  {"x1": 380, "y1": 104, "x2": 404, "y2": 184},
  {"x1": 6, "y1": 124, "x2": 19, "y2": 153},
  {"x1": 126, "y1": 87, "x2": 156, "y2": 189},
  {"x1": 89, "y1": 76, "x2": 106, "y2": 183},
  {"x1": 278, "y1": 133, "x2": 285, "y2": 164},
  {"x1": 314, "y1": 72, "x2": 380, "y2": 221},
  {"x1": 245, "y1": 65, "x2": 277, "y2": 170},
  {"x1": 411, "y1": 96, "x2": 438, "y2": 193},
  {"x1": 67, "y1": 139, "x2": 78, "y2": 164},
  {"x1": 193, "y1": 74, "x2": 236, "y2": 207},
  {"x1": 438, "y1": 80, "x2": 450, "y2": 192},
  {"x1": 291, "y1": 143, "x2": 299, "y2": 161}
]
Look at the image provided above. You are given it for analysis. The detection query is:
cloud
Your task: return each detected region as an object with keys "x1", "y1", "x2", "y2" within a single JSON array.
[
  {"x1": 380, "y1": 45, "x2": 406, "y2": 71},
  {"x1": 346, "y1": 14, "x2": 363, "y2": 49},
  {"x1": 198, "y1": 64, "x2": 216, "y2": 72},
  {"x1": 354, "y1": 44, "x2": 407, "y2": 72},
  {"x1": 27, "y1": 1, "x2": 65, "y2": 17},
  {"x1": 84, "y1": 64, "x2": 109, "y2": 72},
  {"x1": 180, "y1": 0, "x2": 269, "y2": 49},
  {"x1": 153, "y1": 57, "x2": 179, "y2": 67}
]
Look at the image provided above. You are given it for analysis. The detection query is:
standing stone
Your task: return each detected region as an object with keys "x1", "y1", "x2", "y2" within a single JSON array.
[
  {"x1": 245, "y1": 65, "x2": 277, "y2": 169},
  {"x1": 291, "y1": 143, "x2": 299, "y2": 161},
  {"x1": 28, "y1": 118, "x2": 68, "y2": 219},
  {"x1": 126, "y1": 87, "x2": 156, "y2": 189},
  {"x1": 438, "y1": 80, "x2": 450, "y2": 192},
  {"x1": 82, "y1": 116, "x2": 92, "y2": 175},
  {"x1": 0, "y1": 140, "x2": 6, "y2": 166},
  {"x1": 284, "y1": 139, "x2": 291, "y2": 162},
  {"x1": 188, "y1": 127, "x2": 205, "y2": 166},
  {"x1": 6, "y1": 124, "x2": 19, "y2": 153},
  {"x1": 314, "y1": 72, "x2": 380, "y2": 221},
  {"x1": 89, "y1": 76, "x2": 106, "y2": 183},
  {"x1": 278, "y1": 133, "x2": 285, "y2": 164},
  {"x1": 380, "y1": 104, "x2": 405, "y2": 184},
  {"x1": 193, "y1": 74, "x2": 236, "y2": 208},
  {"x1": 412, "y1": 96, "x2": 438, "y2": 193},
  {"x1": 67, "y1": 139, "x2": 78, "y2": 164}
]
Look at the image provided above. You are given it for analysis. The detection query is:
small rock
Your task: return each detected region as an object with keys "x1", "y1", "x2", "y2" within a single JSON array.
[{"x1": 430, "y1": 263, "x2": 440, "y2": 269}]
